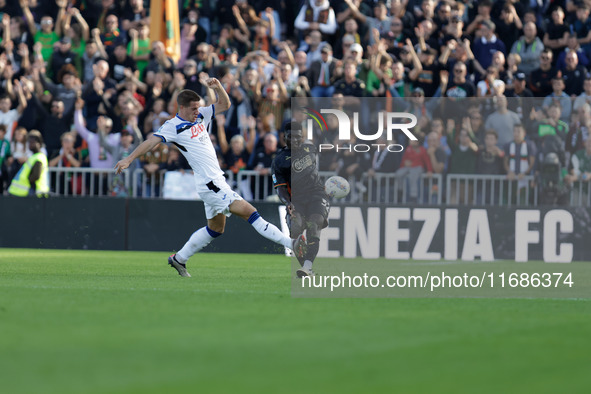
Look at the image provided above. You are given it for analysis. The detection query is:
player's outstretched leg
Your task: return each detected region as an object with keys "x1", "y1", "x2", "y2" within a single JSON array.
[
  {"x1": 169, "y1": 226, "x2": 223, "y2": 277},
  {"x1": 247, "y1": 211, "x2": 307, "y2": 259}
]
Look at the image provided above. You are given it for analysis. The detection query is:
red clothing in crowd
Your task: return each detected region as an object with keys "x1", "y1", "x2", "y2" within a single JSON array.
[{"x1": 400, "y1": 145, "x2": 433, "y2": 172}]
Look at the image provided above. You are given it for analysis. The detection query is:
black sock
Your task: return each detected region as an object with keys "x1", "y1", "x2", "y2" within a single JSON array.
[{"x1": 305, "y1": 237, "x2": 320, "y2": 262}]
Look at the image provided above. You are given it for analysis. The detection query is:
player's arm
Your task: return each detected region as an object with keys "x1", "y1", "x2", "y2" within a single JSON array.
[
  {"x1": 115, "y1": 135, "x2": 162, "y2": 174},
  {"x1": 206, "y1": 78, "x2": 231, "y2": 113},
  {"x1": 276, "y1": 185, "x2": 294, "y2": 215}
]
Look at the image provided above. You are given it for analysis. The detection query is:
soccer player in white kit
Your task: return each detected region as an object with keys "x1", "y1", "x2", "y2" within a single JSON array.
[{"x1": 115, "y1": 79, "x2": 304, "y2": 277}]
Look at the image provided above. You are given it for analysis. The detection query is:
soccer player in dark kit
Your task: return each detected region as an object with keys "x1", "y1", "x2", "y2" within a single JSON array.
[{"x1": 272, "y1": 122, "x2": 330, "y2": 278}]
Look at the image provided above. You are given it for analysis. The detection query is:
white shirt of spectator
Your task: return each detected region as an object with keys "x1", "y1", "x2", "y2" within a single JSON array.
[
  {"x1": 0, "y1": 109, "x2": 20, "y2": 141},
  {"x1": 154, "y1": 104, "x2": 224, "y2": 185}
]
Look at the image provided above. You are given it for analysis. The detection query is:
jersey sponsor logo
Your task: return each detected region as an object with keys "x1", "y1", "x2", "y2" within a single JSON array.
[
  {"x1": 293, "y1": 155, "x2": 314, "y2": 172},
  {"x1": 190, "y1": 124, "x2": 206, "y2": 139}
]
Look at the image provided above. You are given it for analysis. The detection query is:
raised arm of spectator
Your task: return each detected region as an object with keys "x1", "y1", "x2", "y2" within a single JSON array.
[
  {"x1": 242, "y1": 115, "x2": 256, "y2": 154},
  {"x1": 91, "y1": 29, "x2": 108, "y2": 59},
  {"x1": 232, "y1": 5, "x2": 251, "y2": 38},
  {"x1": 439, "y1": 70, "x2": 449, "y2": 95},
  {"x1": 273, "y1": 67, "x2": 289, "y2": 103},
  {"x1": 216, "y1": 113, "x2": 229, "y2": 154},
  {"x1": 55, "y1": 0, "x2": 68, "y2": 37},
  {"x1": 462, "y1": 39, "x2": 486, "y2": 77},
  {"x1": 66, "y1": 7, "x2": 90, "y2": 41},
  {"x1": 342, "y1": 0, "x2": 367, "y2": 24},
  {"x1": 439, "y1": 40, "x2": 457, "y2": 65},
  {"x1": 265, "y1": 8, "x2": 278, "y2": 45},
  {"x1": 407, "y1": 39, "x2": 423, "y2": 80},
  {"x1": 19, "y1": 0, "x2": 37, "y2": 35},
  {"x1": 1, "y1": 14, "x2": 10, "y2": 44},
  {"x1": 279, "y1": 42, "x2": 295, "y2": 67},
  {"x1": 74, "y1": 98, "x2": 92, "y2": 141},
  {"x1": 465, "y1": 14, "x2": 485, "y2": 36},
  {"x1": 415, "y1": 25, "x2": 427, "y2": 53},
  {"x1": 14, "y1": 80, "x2": 28, "y2": 115}
]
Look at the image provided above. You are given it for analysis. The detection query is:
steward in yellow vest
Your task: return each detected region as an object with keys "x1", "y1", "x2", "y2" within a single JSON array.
[{"x1": 8, "y1": 130, "x2": 49, "y2": 197}]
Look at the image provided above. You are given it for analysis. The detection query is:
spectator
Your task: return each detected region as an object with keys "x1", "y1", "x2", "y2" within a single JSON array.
[
  {"x1": 100, "y1": 14, "x2": 125, "y2": 56},
  {"x1": 426, "y1": 131, "x2": 446, "y2": 174},
  {"x1": 542, "y1": 76, "x2": 572, "y2": 122},
  {"x1": 506, "y1": 72, "x2": 534, "y2": 123},
  {"x1": 484, "y1": 95, "x2": 521, "y2": 147},
  {"x1": 528, "y1": 49, "x2": 557, "y2": 98},
  {"x1": 48, "y1": 131, "x2": 84, "y2": 195},
  {"x1": 495, "y1": 3, "x2": 522, "y2": 50},
  {"x1": 121, "y1": 0, "x2": 150, "y2": 33},
  {"x1": 308, "y1": 43, "x2": 339, "y2": 97},
  {"x1": 109, "y1": 42, "x2": 138, "y2": 85},
  {"x1": 472, "y1": 20, "x2": 506, "y2": 72},
  {"x1": 31, "y1": 96, "x2": 74, "y2": 159},
  {"x1": 99, "y1": 124, "x2": 143, "y2": 173},
  {"x1": 299, "y1": 30, "x2": 326, "y2": 68},
  {"x1": 574, "y1": 77, "x2": 591, "y2": 111},
  {"x1": 49, "y1": 36, "x2": 79, "y2": 81},
  {"x1": 127, "y1": 23, "x2": 151, "y2": 81},
  {"x1": 333, "y1": 59, "x2": 366, "y2": 101},
  {"x1": 216, "y1": 113, "x2": 254, "y2": 176},
  {"x1": 395, "y1": 138, "x2": 433, "y2": 202},
  {"x1": 73, "y1": 98, "x2": 118, "y2": 169},
  {"x1": 22, "y1": 2, "x2": 65, "y2": 63},
  {"x1": 556, "y1": 33, "x2": 589, "y2": 71},
  {"x1": 81, "y1": 34, "x2": 108, "y2": 83},
  {"x1": 504, "y1": 123, "x2": 536, "y2": 194},
  {"x1": 477, "y1": 129, "x2": 505, "y2": 175},
  {"x1": 465, "y1": 0, "x2": 493, "y2": 36},
  {"x1": 81, "y1": 58, "x2": 117, "y2": 130},
  {"x1": 447, "y1": 128, "x2": 478, "y2": 204},
  {"x1": 510, "y1": 21, "x2": 543, "y2": 75},
  {"x1": 542, "y1": 6, "x2": 569, "y2": 60},
  {"x1": 248, "y1": 133, "x2": 278, "y2": 199},
  {"x1": 295, "y1": 0, "x2": 338, "y2": 37},
  {"x1": 569, "y1": 137, "x2": 591, "y2": 182},
  {"x1": 62, "y1": 7, "x2": 91, "y2": 79},
  {"x1": 35, "y1": 64, "x2": 80, "y2": 117},
  {"x1": 0, "y1": 124, "x2": 11, "y2": 194},
  {"x1": 565, "y1": 104, "x2": 590, "y2": 160},
  {"x1": 0, "y1": 85, "x2": 27, "y2": 141},
  {"x1": 571, "y1": 4, "x2": 591, "y2": 61},
  {"x1": 443, "y1": 61, "x2": 476, "y2": 98},
  {"x1": 561, "y1": 52, "x2": 586, "y2": 97}
]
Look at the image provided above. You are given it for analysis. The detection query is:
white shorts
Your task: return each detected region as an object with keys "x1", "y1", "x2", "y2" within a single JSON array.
[{"x1": 196, "y1": 175, "x2": 243, "y2": 219}]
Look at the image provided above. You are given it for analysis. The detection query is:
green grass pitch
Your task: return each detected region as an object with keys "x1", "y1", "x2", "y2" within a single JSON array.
[{"x1": 1, "y1": 249, "x2": 590, "y2": 393}]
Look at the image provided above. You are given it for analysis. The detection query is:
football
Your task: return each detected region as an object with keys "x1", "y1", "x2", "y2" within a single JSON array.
[{"x1": 325, "y1": 176, "x2": 351, "y2": 199}]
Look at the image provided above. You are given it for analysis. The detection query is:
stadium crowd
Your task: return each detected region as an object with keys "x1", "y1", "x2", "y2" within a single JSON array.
[{"x1": 0, "y1": 0, "x2": 591, "y2": 203}]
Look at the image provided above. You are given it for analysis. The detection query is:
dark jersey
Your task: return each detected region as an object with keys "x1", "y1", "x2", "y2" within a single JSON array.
[{"x1": 271, "y1": 143, "x2": 325, "y2": 199}]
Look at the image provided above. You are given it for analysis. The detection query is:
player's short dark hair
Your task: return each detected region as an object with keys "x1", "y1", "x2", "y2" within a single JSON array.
[
  {"x1": 177, "y1": 89, "x2": 202, "y2": 107},
  {"x1": 284, "y1": 121, "x2": 302, "y2": 135}
]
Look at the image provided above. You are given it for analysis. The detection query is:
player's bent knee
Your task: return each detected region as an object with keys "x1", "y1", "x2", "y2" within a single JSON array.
[{"x1": 230, "y1": 199, "x2": 256, "y2": 220}]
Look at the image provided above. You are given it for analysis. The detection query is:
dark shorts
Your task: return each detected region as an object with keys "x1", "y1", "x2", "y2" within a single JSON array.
[{"x1": 293, "y1": 192, "x2": 330, "y2": 228}]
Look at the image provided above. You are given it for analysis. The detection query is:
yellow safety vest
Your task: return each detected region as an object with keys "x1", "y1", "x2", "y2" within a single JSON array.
[{"x1": 8, "y1": 152, "x2": 49, "y2": 197}]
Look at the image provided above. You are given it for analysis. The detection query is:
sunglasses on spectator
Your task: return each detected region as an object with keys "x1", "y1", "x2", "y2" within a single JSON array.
[{"x1": 41, "y1": 20, "x2": 53, "y2": 25}]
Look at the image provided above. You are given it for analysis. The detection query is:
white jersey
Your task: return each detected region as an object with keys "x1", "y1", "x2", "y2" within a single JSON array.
[{"x1": 154, "y1": 105, "x2": 224, "y2": 184}]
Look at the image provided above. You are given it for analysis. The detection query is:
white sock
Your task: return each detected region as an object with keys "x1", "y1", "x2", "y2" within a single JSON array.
[
  {"x1": 303, "y1": 260, "x2": 313, "y2": 270},
  {"x1": 248, "y1": 212, "x2": 292, "y2": 248},
  {"x1": 176, "y1": 226, "x2": 222, "y2": 263}
]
